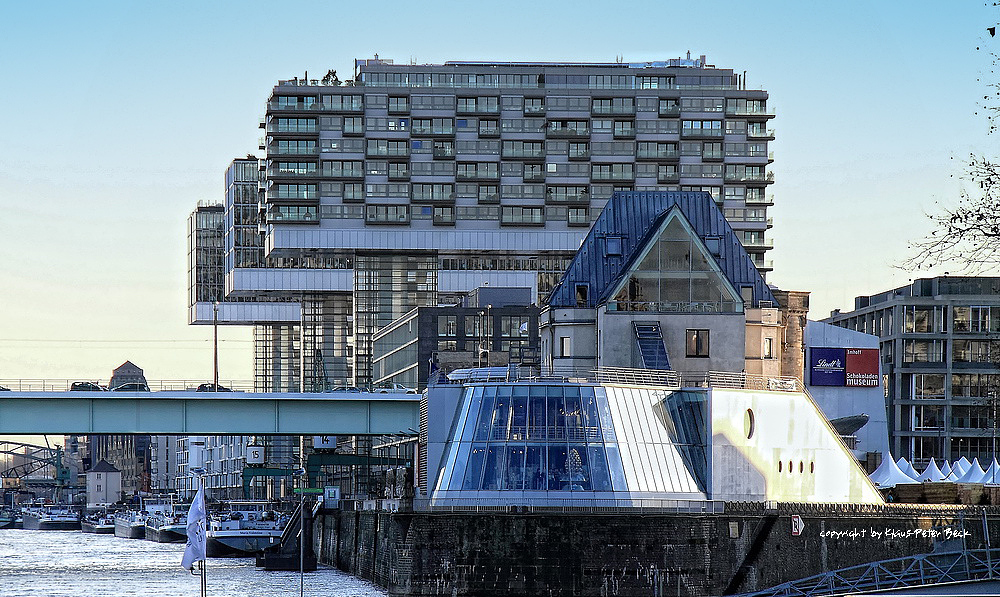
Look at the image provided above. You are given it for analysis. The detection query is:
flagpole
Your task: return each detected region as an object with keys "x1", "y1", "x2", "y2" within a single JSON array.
[{"x1": 199, "y1": 473, "x2": 206, "y2": 597}]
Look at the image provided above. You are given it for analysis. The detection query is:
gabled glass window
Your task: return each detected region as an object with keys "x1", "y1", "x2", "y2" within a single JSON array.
[{"x1": 607, "y1": 211, "x2": 742, "y2": 312}]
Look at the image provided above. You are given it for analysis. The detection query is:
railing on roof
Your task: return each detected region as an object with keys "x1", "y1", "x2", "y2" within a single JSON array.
[
  {"x1": 733, "y1": 548, "x2": 1000, "y2": 597},
  {"x1": 410, "y1": 497, "x2": 725, "y2": 514},
  {"x1": 432, "y1": 365, "x2": 802, "y2": 393}
]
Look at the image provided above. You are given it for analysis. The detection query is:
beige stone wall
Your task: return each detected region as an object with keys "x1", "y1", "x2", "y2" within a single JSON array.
[{"x1": 772, "y1": 290, "x2": 810, "y2": 381}]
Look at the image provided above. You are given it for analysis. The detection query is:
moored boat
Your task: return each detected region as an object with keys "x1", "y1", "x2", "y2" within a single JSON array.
[
  {"x1": 81, "y1": 511, "x2": 115, "y2": 534},
  {"x1": 207, "y1": 501, "x2": 289, "y2": 557},
  {"x1": 21, "y1": 504, "x2": 81, "y2": 531},
  {"x1": 113, "y1": 510, "x2": 146, "y2": 539},
  {"x1": 144, "y1": 502, "x2": 189, "y2": 543}
]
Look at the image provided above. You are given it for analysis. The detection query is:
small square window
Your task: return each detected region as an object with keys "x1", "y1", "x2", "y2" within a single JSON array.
[
  {"x1": 686, "y1": 329, "x2": 710, "y2": 358},
  {"x1": 559, "y1": 336, "x2": 572, "y2": 357},
  {"x1": 606, "y1": 237, "x2": 622, "y2": 256}
]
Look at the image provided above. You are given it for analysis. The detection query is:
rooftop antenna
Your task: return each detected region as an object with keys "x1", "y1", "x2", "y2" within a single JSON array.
[{"x1": 616, "y1": 54, "x2": 623, "y2": 64}]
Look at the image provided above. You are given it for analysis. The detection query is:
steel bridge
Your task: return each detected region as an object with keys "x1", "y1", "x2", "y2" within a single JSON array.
[
  {"x1": 735, "y1": 548, "x2": 1000, "y2": 597},
  {"x1": 0, "y1": 390, "x2": 420, "y2": 435}
]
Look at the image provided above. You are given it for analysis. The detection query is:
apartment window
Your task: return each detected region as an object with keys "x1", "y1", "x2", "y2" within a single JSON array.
[
  {"x1": 438, "y1": 315, "x2": 458, "y2": 337},
  {"x1": 388, "y1": 96, "x2": 409, "y2": 113},
  {"x1": 559, "y1": 336, "x2": 571, "y2": 357},
  {"x1": 686, "y1": 329, "x2": 710, "y2": 358},
  {"x1": 97, "y1": 484, "x2": 102, "y2": 492},
  {"x1": 763, "y1": 337, "x2": 774, "y2": 359}
]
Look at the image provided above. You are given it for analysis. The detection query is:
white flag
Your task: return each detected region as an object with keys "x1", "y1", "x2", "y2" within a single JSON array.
[{"x1": 181, "y1": 484, "x2": 207, "y2": 570}]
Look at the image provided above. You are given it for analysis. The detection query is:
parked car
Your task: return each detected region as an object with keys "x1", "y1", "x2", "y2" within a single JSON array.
[
  {"x1": 196, "y1": 383, "x2": 232, "y2": 392},
  {"x1": 327, "y1": 385, "x2": 366, "y2": 393},
  {"x1": 110, "y1": 382, "x2": 150, "y2": 392},
  {"x1": 374, "y1": 383, "x2": 419, "y2": 394},
  {"x1": 70, "y1": 381, "x2": 106, "y2": 391}
]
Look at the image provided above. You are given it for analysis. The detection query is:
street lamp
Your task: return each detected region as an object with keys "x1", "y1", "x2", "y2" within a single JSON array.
[
  {"x1": 293, "y1": 466, "x2": 307, "y2": 597},
  {"x1": 212, "y1": 301, "x2": 220, "y2": 389}
]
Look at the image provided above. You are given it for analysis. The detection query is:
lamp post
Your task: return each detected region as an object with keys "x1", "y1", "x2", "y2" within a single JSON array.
[
  {"x1": 212, "y1": 301, "x2": 220, "y2": 389},
  {"x1": 293, "y1": 466, "x2": 306, "y2": 597}
]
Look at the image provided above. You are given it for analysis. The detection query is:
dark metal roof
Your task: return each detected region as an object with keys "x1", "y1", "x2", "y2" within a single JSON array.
[{"x1": 547, "y1": 191, "x2": 775, "y2": 308}]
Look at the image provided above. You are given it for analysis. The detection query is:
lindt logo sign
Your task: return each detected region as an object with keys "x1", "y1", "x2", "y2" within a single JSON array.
[{"x1": 810, "y1": 347, "x2": 879, "y2": 387}]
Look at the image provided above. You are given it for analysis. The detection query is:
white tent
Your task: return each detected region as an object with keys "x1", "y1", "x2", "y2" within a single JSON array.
[
  {"x1": 982, "y1": 458, "x2": 1000, "y2": 485},
  {"x1": 870, "y1": 455, "x2": 919, "y2": 488},
  {"x1": 956, "y1": 458, "x2": 987, "y2": 483},
  {"x1": 940, "y1": 460, "x2": 953, "y2": 478},
  {"x1": 919, "y1": 458, "x2": 945, "y2": 482},
  {"x1": 897, "y1": 457, "x2": 920, "y2": 480},
  {"x1": 954, "y1": 457, "x2": 972, "y2": 476}
]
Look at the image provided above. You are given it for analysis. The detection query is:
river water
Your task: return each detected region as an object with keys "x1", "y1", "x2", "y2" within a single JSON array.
[{"x1": 0, "y1": 529, "x2": 388, "y2": 597}]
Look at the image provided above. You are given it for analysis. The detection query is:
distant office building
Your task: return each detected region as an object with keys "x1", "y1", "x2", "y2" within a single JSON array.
[
  {"x1": 372, "y1": 287, "x2": 540, "y2": 390},
  {"x1": 827, "y1": 277, "x2": 1000, "y2": 464},
  {"x1": 89, "y1": 362, "x2": 152, "y2": 496},
  {"x1": 188, "y1": 54, "x2": 775, "y2": 392}
]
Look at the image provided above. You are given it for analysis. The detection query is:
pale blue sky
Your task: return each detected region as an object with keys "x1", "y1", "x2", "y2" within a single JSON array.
[{"x1": 0, "y1": 1, "x2": 995, "y2": 382}]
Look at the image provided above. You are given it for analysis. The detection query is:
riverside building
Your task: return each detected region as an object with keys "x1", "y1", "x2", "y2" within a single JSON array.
[
  {"x1": 190, "y1": 54, "x2": 775, "y2": 392},
  {"x1": 826, "y1": 277, "x2": 1000, "y2": 465}
]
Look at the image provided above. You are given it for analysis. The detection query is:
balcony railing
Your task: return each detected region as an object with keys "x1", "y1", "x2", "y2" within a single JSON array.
[
  {"x1": 658, "y1": 105, "x2": 681, "y2": 117},
  {"x1": 591, "y1": 105, "x2": 636, "y2": 116},
  {"x1": 747, "y1": 128, "x2": 776, "y2": 139},
  {"x1": 724, "y1": 107, "x2": 776, "y2": 117},
  {"x1": 547, "y1": 127, "x2": 590, "y2": 138},
  {"x1": 411, "y1": 125, "x2": 455, "y2": 136},
  {"x1": 523, "y1": 106, "x2": 546, "y2": 116},
  {"x1": 591, "y1": 171, "x2": 634, "y2": 181},
  {"x1": 637, "y1": 149, "x2": 679, "y2": 160},
  {"x1": 433, "y1": 146, "x2": 455, "y2": 158},
  {"x1": 681, "y1": 128, "x2": 724, "y2": 138}
]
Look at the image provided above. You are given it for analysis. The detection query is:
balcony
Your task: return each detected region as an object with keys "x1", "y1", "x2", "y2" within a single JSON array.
[
  {"x1": 725, "y1": 106, "x2": 776, "y2": 118},
  {"x1": 433, "y1": 146, "x2": 455, "y2": 159},
  {"x1": 681, "y1": 128, "x2": 724, "y2": 139},
  {"x1": 568, "y1": 149, "x2": 591, "y2": 160},
  {"x1": 657, "y1": 172, "x2": 680, "y2": 184},
  {"x1": 270, "y1": 145, "x2": 319, "y2": 156},
  {"x1": 456, "y1": 170, "x2": 500, "y2": 182},
  {"x1": 411, "y1": 192, "x2": 457, "y2": 203},
  {"x1": 742, "y1": 237, "x2": 774, "y2": 250},
  {"x1": 478, "y1": 124, "x2": 500, "y2": 137},
  {"x1": 266, "y1": 124, "x2": 318, "y2": 135},
  {"x1": 502, "y1": 149, "x2": 545, "y2": 160},
  {"x1": 613, "y1": 128, "x2": 636, "y2": 139},
  {"x1": 745, "y1": 194, "x2": 774, "y2": 206},
  {"x1": 547, "y1": 126, "x2": 590, "y2": 139},
  {"x1": 591, "y1": 171, "x2": 634, "y2": 182},
  {"x1": 411, "y1": 125, "x2": 455, "y2": 137},
  {"x1": 267, "y1": 167, "x2": 319, "y2": 179},
  {"x1": 636, "y1": 149, "x2": 679, "y2": 161},
  {"x1": 747, "y1": 128, "x2": 776, "y2": 140},
  {"x1": 387, "y1": 170, "x2": 410, "y2": 181},
  {"x1": 366, "y1": 147, "x2": 410, "y2": 158},
  {"x1": 523, "y1": 106, "x2": 546, "y2": 116},
  {"x1": 591, "y1": 105, "x2": 636, "y2": 116},
  {"x1": 658, "y1": 105, "x2": 681, "y2": 117},
  {"x1": 433, "y1": 211, "x2": 456, "y2": 225},
  {"x1": 546, "y1": 190, "x2": 590, "y2": 204},
  {"x1": 322, "y1": 169, "x2": 364, "y2": 180},
  {"x1": 523, "y1": 171, "x2": 546, "y2": 182},
  {"x1": 457, "y1": 104, "x2": 500, "y2": 116},
  {"x1": 478, "y1": 192, "x2": 499, "y2": 204},
  {"x1": 702, "y1": 150, "x2": 724, "y2": 161}
]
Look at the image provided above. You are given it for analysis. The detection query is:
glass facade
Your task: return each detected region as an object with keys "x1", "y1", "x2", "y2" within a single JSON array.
[{"x1": 435, "y1": 383, "x2": 706, "y2": 500}]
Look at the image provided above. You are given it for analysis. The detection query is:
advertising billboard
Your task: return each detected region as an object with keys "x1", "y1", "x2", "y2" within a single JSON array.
[{"x1": 809, "y1": 347, "x2": 879, "y2": 387}]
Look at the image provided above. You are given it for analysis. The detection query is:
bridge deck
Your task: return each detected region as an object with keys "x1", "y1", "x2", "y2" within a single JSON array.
[{"x1": 0, "y1": 391, "x2": 420, "y2": 435}]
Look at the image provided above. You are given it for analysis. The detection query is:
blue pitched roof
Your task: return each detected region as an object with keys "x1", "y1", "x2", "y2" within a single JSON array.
[{"x1": 547, "y1": 191, "x2": 775, "y2": 308}]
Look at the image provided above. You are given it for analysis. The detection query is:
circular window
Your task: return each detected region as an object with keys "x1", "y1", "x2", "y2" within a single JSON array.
[{"x1": 744, "y1": 408, "x2": 755, "y2": 439}]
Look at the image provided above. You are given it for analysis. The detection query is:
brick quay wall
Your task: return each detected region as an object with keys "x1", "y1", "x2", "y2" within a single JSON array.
[{"x1": 313, "y1": 504, "x2": 999, "y2": 596}]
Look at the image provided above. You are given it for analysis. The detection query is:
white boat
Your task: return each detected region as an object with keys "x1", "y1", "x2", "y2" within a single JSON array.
[
  {"x1": 206, "y1": 501, "x2": 289, "y2": 557},
  {"x1": 144, "y1": 502, "x2": 189, "y2": 543},
  {"x1": 81, "y1": 510, "x2": 115, "y2": 534},
  {"x1": 21, "y1": 504, "x2": 81, "y2": 531},
  {"x1": 113, "y1": 510, "x2": 146, "y2": 539}
]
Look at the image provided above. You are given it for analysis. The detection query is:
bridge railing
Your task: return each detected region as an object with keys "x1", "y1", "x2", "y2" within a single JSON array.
[
  {"x1": 0, "y1": 379, "x2": 255, "y2": 392},
  {"x1": 735, "y1": 548, "x2": 1000, "y2": 597}
]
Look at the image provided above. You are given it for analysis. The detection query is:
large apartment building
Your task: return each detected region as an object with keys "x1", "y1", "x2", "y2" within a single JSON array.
[
  {"x1": 827, "y1": 277, "x2": 1000, "y2": 465},
  {"x1": 190, "y1": 54, "x2": 775, "y2": 391}
]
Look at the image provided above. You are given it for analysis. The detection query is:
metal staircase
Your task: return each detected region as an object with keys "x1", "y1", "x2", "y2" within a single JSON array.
[{"x1": 633, "y1": 323, "x2": 671, "y2": 370}]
